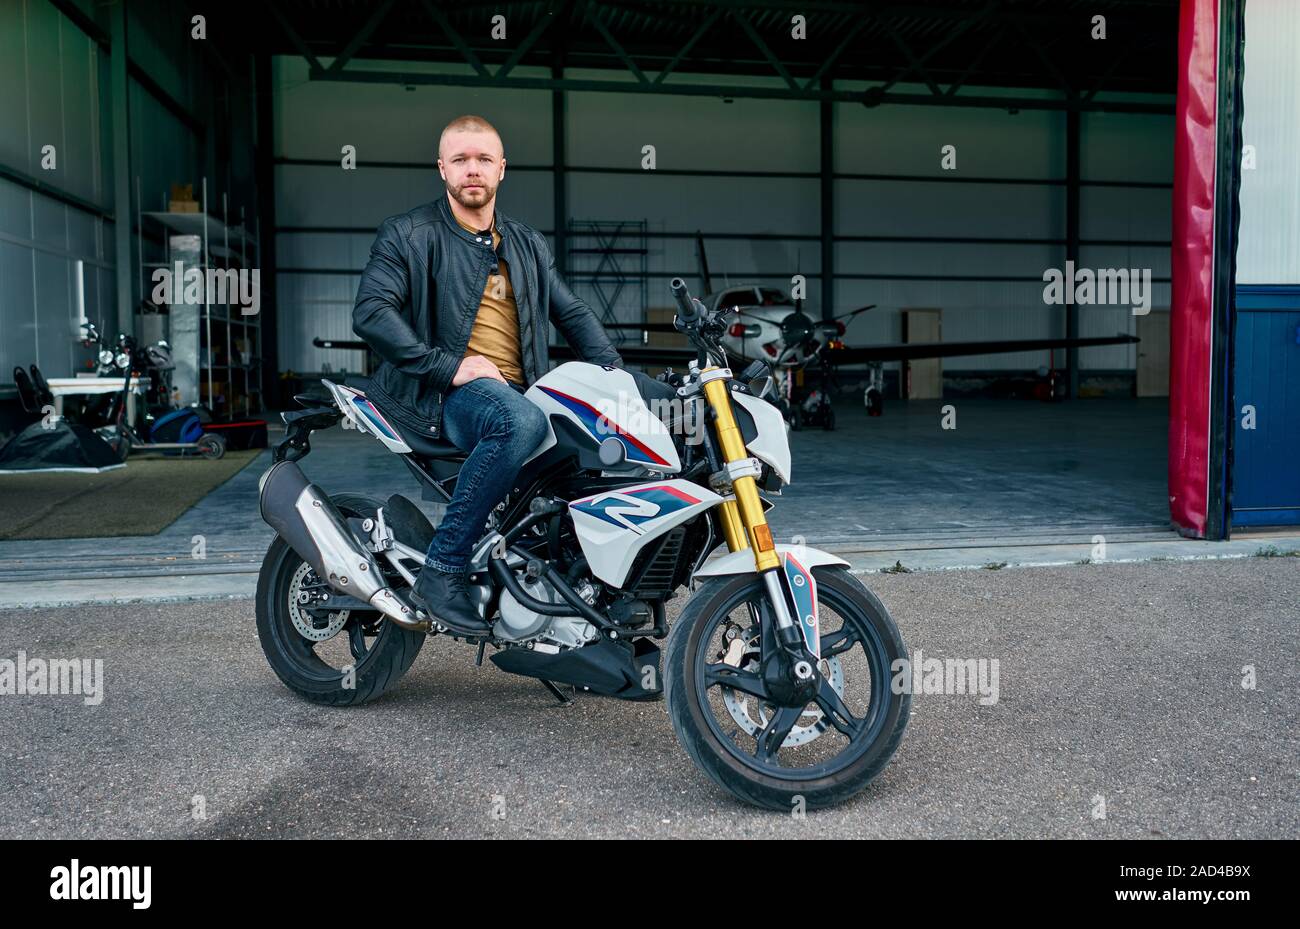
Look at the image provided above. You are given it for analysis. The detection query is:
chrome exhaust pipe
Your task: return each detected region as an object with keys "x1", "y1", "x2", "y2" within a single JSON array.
[{"x1": 259, "y1": 460, "x2": 429, "y2": 631}]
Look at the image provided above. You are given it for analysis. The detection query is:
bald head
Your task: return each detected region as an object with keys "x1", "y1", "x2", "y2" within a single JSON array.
[
  {"x1": 438, "y1": 115, "x2": 503, "y2": 160},
  {"x1": 437, "y1": 115, "x2": 506, "y2": 210}
]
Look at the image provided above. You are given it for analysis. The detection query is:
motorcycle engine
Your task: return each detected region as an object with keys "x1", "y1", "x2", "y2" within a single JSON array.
[{"x1": 495, "y1": 568, "x2": 600, "y2": 650}]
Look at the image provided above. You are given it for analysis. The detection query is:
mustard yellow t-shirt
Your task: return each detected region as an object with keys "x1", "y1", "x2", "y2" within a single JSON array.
[{"x1": 453, "y1": 213, "x2": 525, "y2": 386}]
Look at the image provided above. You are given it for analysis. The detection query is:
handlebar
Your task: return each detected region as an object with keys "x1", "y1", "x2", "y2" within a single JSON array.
[{"x1": 669, "y1": 277, "x2": 699, "y2": 323}]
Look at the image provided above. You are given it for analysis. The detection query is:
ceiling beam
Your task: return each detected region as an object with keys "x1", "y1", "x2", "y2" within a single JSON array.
[{"x1": 308, "y1": 67, "x2": 1173, "y2": 113}]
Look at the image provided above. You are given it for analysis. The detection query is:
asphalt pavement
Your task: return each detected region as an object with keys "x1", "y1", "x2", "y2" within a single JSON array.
[{"x1": 1, "y1": 557, "x2": 1295, "y2": 839}]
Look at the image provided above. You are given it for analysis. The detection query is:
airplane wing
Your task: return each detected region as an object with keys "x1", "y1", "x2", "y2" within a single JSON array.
[
  {"x1": 550, "y1": 343, "x2": 699, "y2": 366},
  {"x1": 603, "y1": 322, "x2": 680, "y2": 333},
  {"x1": 822, "y1": 333, "x2": 1139, "y2": 365},
  {"x1": 314, "y1": 338, "x2": 368, "y2": 350},
  {"x1": 314, "y1": 337, "x2": 698, "y2": 368}
]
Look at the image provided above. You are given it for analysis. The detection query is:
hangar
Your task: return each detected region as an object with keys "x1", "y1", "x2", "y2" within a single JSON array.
[{"x1": 1, "y1": 0, "x2": 1296, "y2": 552}]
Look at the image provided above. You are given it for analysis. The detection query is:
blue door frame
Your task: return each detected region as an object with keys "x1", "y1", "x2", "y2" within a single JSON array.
[{"x1": 1231, "y1": 285, "x2": 1300, "y2": 527}]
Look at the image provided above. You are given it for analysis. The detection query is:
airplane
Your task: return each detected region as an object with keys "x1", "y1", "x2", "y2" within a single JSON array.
[
  {"x1": 316, "y1": 233, "x2": 1139, "y2": 427},
  {"x1": 585, "y1": 234, "x2": 1140, "y2": 426}
]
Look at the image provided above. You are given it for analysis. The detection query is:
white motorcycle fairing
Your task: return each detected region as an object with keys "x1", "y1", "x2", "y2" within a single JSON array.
[
  {"x1": 524, "y1": 362, "x2": 681, "y2": 473},
  {"x1": 324, "y1": 380, "x2": 413, "y2": 454},
  {"x1": 732, "y1": 389, "x2": 791, "y2": 484},
  {"x1": 694, "y1": 544, "x2": 849, "y2": 577},
  {"x1": 569, "y1": 479, "x2": 723, "y2": 588}
]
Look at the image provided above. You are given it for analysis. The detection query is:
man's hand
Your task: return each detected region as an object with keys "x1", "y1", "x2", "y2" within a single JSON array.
[{"x1": 452, "y1": 354, "x2": 507, "y2": 386}]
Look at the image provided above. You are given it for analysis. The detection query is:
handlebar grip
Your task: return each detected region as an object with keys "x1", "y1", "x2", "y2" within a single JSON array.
[{"x1": 669, "y1": 278, "x2": 697, "y2": 321}]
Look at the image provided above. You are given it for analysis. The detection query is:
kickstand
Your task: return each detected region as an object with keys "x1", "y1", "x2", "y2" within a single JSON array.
[
  {"x1": 540, "y1": 679, "x2": 574, "y2": 707},
  {"x1": 475, "y1": 640, "x2": 486, "y2": 667}
]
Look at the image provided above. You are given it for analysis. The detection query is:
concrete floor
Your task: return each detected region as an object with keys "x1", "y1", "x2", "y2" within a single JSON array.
[
  {"x1": 0, "y1": 395, "x2": 1170, "y2": 572},
  {"x1": 767, "y1": 396, "x2": 1170, "y2": 542},
  {"x1": 5, "y1": 394, "x2": 1296, "y2": 610},
  {"x1": 2, "y1": 558, "x2": 1294, "y2": 838}
]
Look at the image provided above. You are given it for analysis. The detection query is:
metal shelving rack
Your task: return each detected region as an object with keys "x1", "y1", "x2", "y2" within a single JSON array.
[
  {"x1": 139, "y1": 177, "x2": 262, "y2": 417},
  {"x1": 565, "y1": 219, "x2": 648, "y2": 342}
]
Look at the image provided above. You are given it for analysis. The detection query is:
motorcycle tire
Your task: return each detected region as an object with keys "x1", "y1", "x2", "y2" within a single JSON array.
[
  {"x1": 255, "y1": 493, "x2": 426, "y2": 706},
  {"x1": 665, "y1": 566, "x2": 910, "y2": 811}
]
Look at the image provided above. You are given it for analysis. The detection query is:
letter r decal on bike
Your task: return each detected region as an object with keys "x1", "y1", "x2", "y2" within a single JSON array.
[
  {"x1": 782, "y1": 551, "x2": 820, "y2": 658},
  {"x1": 570, "y1": 484, "x2": 701, "y2": 534}
]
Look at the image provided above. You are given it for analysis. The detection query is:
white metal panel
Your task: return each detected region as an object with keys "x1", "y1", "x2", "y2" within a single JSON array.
[
  {"x1": 1237, "y1": 0, "x2": 1300, "y2": 284},
  {"x1": 274, "y1": 57, "x2": 554, "y2": 164},
  {"x1": 836, "y1": 96, "x2": 1062, "y2": 179},
  {"x1": 58, "y1": 13, "x2": 100, "y2": 205},
  {"x1": 567, "y1": 70, "x2": 818, "y2": 173},
  {"x1": 34, "y1": 250, "x2": 72, "y2": 373},
  {"x1": 0, "y1": 241, "x2": 38, "y2": 381},
  {"x1": 1080, "y1": 112, "x2": 1176, "y2": 183},
  {"x1": 264, "y1": 57, "x2": 1173, "y2": 377},
  {"x1": 0, "y1": 178, "x2": 32, "y2": 239},
  {"x1": 567, "y1": 173, "x2": 818, "y2": 234}
]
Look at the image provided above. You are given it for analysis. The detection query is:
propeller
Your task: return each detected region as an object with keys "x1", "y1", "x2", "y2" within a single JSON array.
[{"x1": 831, "y1": 303, "x2": 877, "y2": 323}]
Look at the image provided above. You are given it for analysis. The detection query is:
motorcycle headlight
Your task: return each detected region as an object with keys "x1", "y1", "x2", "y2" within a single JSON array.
[
  {"x1": 99, "y1": 349, "x2": 114, "y2": 366},
  {"x1": 114, "y1": 352, "x2": 130, "y2": 369}
]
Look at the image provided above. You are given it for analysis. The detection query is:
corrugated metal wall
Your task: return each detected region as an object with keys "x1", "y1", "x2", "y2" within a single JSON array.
[
  {"x1": 0, "y1": 0, "x2": 249, "y2": 399},
  {"x1": 0, "y1": 0, "x2": 112, "y2": 383},
  {"x1": 0, "y1": 0, "x2": 225, "y2": 388},
  {"x1": 273, "y1": 55, "x2": 1172, "y2": 376}
]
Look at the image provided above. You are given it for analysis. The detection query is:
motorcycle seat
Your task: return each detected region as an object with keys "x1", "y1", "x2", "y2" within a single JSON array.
[
  {"x1": 390, "y1": 419, "x2": 466, "y2": 460},
  {"x1": 339, "y1": 375, "x2": 466, "y2": 460}
]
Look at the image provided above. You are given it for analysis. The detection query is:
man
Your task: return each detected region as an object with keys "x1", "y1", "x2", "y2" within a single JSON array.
[{"x1": 352, "y1": 114, "x2": 623, "y2": 636}]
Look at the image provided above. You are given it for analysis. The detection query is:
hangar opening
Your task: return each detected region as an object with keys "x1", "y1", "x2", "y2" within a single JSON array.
[{"x1": 2, "y1": 0, "x2": 1294, "y2": 553}]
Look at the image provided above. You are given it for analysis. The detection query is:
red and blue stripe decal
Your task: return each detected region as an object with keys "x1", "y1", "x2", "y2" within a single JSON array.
[
  {"x1": 570, "y1": 484, "x2": 700, "y2": 532},
  {"x1": 538, "y1": 385, "x2": 670, "y2": 466},
  {"x1": 783, "y1": 551, "x2": 820, "y2": 658},
  {"x1": 346, "y1": 390, "x2": 400, "y2": 442}
]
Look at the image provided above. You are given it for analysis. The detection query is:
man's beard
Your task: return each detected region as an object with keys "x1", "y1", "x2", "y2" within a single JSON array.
[{"x1": 448, "y1": 178, "x2": 497, "y2": 209}]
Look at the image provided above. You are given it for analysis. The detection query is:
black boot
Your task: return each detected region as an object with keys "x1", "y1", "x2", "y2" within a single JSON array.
[{"x1": 409, "y1": 565, "x2": 491, "y2": 636}]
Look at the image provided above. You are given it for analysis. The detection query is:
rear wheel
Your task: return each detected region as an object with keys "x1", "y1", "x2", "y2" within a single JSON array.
[
  {"x1": 665, "y1": 567, "x2": 910, "y2": 810},
  {"x1": 255, "y1": 493, "x2": 426, "y2": 705}
]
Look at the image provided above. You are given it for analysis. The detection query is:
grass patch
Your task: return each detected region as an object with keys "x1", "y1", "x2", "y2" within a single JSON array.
[{"x1": 1255, "y1": 545, "x2": 1300, "y2": 558}]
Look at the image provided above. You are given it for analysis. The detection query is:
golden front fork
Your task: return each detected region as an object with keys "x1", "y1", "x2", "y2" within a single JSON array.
[{"x1": 700, "y1": 369, "x2": 781, "y2": 573}]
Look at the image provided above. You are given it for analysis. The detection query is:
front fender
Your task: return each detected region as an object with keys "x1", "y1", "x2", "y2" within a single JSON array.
[
  {"x1": 692, "y1": 544, "x2": 850, "y2": 659},
  {"x1": 693, "y1": 544, "x2": 850, "y2": 577}
]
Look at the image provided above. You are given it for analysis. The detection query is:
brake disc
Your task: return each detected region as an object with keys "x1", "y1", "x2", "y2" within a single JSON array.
[
  {"x1": 720, "y1": 626, "x2": 845, "y2": 748},
  {"x1": 287, "y1": 561, "x2": 349, "y2": 642}
]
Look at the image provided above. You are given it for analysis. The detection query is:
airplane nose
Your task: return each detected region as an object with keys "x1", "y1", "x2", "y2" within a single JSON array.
[{"x1": 780, "y1": 310, "x2": 815, "y2": 346}]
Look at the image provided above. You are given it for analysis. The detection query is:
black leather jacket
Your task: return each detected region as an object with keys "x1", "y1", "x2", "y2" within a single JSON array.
[{"x1": 352, "y1": 195, "x2": 623, "y2": 438}]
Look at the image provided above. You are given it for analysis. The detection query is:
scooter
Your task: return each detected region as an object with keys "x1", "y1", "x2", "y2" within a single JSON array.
[
  {"x1": 86, "y1": 327, "x2": 225, "y2": 461},
  {"x1": 254, "y1": 278, "x2": 910, "y2": 810}
]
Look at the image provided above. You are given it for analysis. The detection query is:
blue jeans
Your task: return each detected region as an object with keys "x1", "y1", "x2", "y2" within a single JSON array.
[{"x1": 424, "y1": 377, "x2": 549, "y2": 573}]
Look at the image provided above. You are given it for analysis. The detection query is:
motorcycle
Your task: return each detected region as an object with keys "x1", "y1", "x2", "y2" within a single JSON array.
[
  {"x1": 79, "y1": 322, "x2": 225, "y2": 461},
  {"x1": 255, "y1": 278, "x2": 911, "y2": 810}
]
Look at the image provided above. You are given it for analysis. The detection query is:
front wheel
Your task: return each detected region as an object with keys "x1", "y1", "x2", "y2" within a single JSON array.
[{"x1": 665, "y1": 567, "x2": 910, "y2": 810}]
